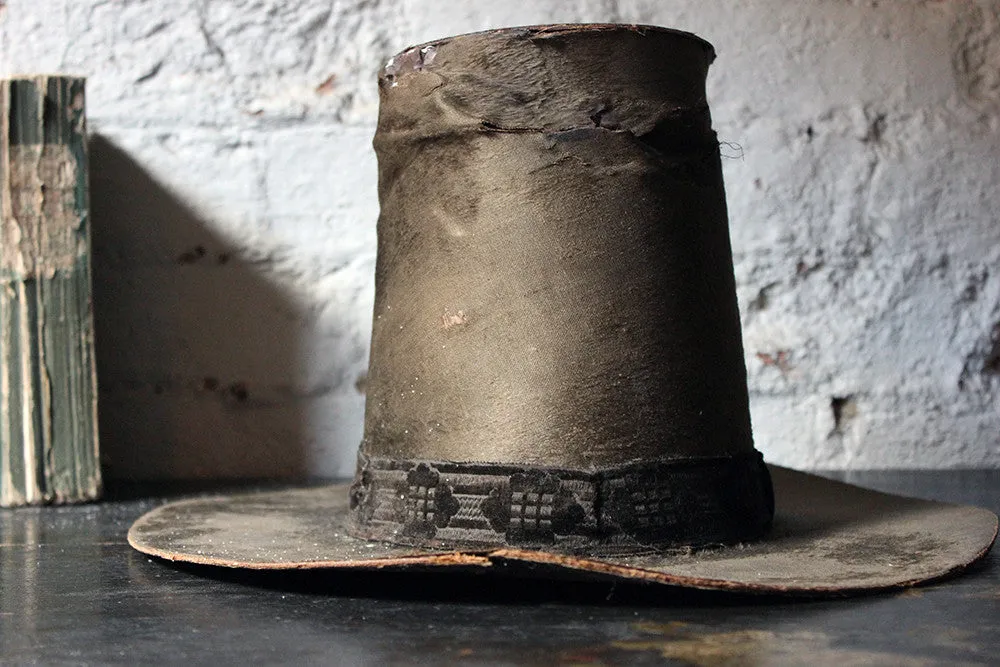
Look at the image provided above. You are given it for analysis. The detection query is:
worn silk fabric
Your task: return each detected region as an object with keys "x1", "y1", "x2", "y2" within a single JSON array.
[{"x1": 363, "y1": 26, "x2": 754, "y2": 469}]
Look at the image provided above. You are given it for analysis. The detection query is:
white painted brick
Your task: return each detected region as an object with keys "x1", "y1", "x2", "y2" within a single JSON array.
[{"x1": 3, "y1": 0, "x2": 998, "y2": 476}]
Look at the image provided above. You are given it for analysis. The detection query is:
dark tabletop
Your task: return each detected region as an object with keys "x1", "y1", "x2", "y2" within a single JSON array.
[{"x1": 2, "y1": 470, "x2": 998, "y2": 666}]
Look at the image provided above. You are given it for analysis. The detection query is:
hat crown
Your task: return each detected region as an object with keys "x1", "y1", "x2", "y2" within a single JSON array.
[{"x1": 353, "y1": 25, "x2": 772, "y2": 551}]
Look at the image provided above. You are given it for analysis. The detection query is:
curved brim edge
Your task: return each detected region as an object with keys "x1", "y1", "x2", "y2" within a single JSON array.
[{"x1": 127, "y1": 466, "x2": 998, "y2": 596}]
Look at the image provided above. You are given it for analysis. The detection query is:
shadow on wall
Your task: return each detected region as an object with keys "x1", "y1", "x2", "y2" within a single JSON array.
[{"x1": 89, "y1": 135, "x2": 309, "y2": 481}]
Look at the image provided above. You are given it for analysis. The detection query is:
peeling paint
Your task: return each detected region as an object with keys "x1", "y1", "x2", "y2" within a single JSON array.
[
  {"x1": 1, "y1": 144, "x2": 84, "y2": 276},
  {"x1": 0, "y1": 2, "x2": 996, "y2": 477}
]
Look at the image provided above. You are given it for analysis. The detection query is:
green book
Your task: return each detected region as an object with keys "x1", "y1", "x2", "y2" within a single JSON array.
[{"x1": 1, "y1": 76, "x2": 101, "y2": 506}]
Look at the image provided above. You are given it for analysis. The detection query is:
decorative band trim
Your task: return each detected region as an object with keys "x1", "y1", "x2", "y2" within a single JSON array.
[{"x1": 348, "y1": 451, "x2": 773, "y2": 555}]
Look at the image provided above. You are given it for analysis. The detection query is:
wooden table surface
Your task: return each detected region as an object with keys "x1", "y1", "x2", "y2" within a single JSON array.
[{"x1": 2, "y1": 470, "x2": 998, "y2": 666}]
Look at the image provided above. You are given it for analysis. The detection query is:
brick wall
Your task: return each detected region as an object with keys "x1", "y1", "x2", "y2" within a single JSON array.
[{"x1": 2, "y1": 0, "x2": 998, "y2": 477}]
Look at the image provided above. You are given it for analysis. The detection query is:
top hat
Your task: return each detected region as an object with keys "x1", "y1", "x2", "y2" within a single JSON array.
[{"x1": 128, "y1": 25, "x2": 996, "y2": 595}]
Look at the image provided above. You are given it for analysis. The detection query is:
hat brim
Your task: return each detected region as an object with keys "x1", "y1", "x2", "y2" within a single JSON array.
[{"x1": 127, "y1": 465, "x2": 997, "y2": 596}]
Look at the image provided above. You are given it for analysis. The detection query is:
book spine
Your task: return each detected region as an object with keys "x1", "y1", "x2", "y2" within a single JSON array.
[{"x1": 1, "y1": 76, "x2": 101, "y2": 506}]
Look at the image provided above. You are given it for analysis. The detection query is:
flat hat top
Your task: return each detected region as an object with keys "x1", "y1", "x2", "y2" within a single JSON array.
[{"x1": 397, "y1": 23, "x2": 716, "y2": 59}]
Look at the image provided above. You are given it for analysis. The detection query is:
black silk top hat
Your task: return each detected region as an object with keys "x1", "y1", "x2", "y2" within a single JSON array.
[{"x1": 129, "y1": 25, "x2": 997, "y2": 595}]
